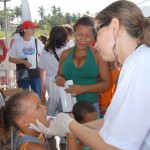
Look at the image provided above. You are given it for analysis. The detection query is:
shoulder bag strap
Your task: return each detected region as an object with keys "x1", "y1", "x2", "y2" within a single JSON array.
[
  {"x1": 53, "y1": 49, "x2": 59, "y2": 62},
  {"x1": 35, "y1": 39, "x2": 38, "y2": 67}
]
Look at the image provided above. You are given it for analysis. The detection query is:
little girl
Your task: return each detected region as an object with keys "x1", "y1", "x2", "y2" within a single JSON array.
[{"x1": 0, "y1": 90, "x2": 50, "y2": 150}]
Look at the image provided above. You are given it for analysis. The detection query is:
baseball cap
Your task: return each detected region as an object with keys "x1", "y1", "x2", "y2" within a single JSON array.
[{"x1": 21, "y1": 20, "x2": 40, "y2": 30}]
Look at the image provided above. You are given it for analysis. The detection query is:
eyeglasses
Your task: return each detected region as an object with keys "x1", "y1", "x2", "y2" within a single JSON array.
[{"x1": 93, "y1": 21, "x2": 110, "y2": 40}]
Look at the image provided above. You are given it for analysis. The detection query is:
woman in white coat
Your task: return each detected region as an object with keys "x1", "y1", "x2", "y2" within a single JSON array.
[{"x1": 30, "y1": 1, "x2": 150, "y2": 149}]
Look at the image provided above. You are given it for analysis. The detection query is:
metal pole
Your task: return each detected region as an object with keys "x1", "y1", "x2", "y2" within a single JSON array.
[{"x1": 4, "y1": 0, "x2": 8, "y2": 48}]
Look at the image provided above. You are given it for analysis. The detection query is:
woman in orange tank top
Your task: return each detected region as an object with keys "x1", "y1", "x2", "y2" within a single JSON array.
[{"x1": 99, "y1": 62, "x2": 120, "y2": 117}]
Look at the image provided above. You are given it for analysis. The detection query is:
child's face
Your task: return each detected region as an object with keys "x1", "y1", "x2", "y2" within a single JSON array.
[
  {"x1": 22, "y1": 93, "x2": 49, "y2": 127},
  {"x1": 82, "y1": 111, "x2": 97, "y2": 123}
]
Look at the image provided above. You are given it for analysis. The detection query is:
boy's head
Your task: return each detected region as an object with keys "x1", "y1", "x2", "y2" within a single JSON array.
[{"x1": 72, "y1": 101, "x2": 97, "y2": 123}]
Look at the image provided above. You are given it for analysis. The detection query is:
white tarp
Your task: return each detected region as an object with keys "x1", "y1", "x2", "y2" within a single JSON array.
[
  {"x1": 21, "y1": 0, "x2": 32, "y2": 22},
  {"x1": 140, "y1": 5, "x2": 150, "y2": 16},
  {"x1": 138, "y1": 0, "x2": 150, "y2": 17}
]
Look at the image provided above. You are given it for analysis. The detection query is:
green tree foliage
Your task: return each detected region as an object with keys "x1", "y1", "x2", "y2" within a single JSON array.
[
  {"x1": 0, "y1": 4, "x2": 93, "y2": 38},
  {"x1": 65, "y1": 13, "x2": 72, "y2": 24},
  {"x1": 38, "y1": 6, "x2": 45, "y2": 20},
  {"x1": 38, "y1": 5, "x2": 82, "y2": 30},
  {"x1": 0, "y1": 6, "x2": 21, "y2": 30},
  {"x1": 36, "y1": 5, "x2": 82, "y2": 35},
  {"x1": 51, "y1": 5, "x2": 57, "y2": 14},
  {"x1": 0, "y1": 9, "x2": 5, "y2": 29},
  {"x1": 6, "y1": 7, "x2": 14, "y2": 21},
  {"x1": 13, "y1": 6, "x2": 21, "y2": 19},
  {"x1": 72, "y1": 13, "x2": 78, "y2": 24}
]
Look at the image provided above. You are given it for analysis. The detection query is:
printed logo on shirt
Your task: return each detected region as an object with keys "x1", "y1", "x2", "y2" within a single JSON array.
[{"x1": 22, "y1": 45, "x2": 35, "y2": 55}]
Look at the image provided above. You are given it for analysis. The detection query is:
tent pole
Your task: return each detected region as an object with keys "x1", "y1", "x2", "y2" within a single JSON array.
[{"x1": 4, "y1": 0, "x2": 9, "y2": 48}]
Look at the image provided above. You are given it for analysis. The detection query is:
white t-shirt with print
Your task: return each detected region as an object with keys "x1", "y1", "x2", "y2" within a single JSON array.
[
  {"x1": 9, "y1": 36, "x2": 44, "y2": 68},
  {"x1": 99, "y1": 44, "x2": 150, "y2": 150}
]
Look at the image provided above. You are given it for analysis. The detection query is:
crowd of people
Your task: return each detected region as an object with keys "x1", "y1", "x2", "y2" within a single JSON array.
[
  {"x1": 0, "y1": 0, "x2": 150, "y2": 150},
  {"x1": 55, "y1": 16, "x2": 110, "y2": 118}
]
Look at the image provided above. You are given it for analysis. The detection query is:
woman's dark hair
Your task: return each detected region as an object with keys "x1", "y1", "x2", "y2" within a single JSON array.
[
  {"x1": 19, "y1": 29, "x2": 25, "y2": 37},
  {"x1": 72, "y1": 101, "x2": 96, "y2": 123},
  {"x1": 17, "y1": 23, "x2": 26, "y2": 37},
  {"x1": 73, "y1": 16, "x2": 94, "y2": 32},
  {"x1": 95, "y1": 0, "x2": 150, "y2": 46},
  {"x1": 44, "y1": 25, "x2": 68, "y2": 53},
  {"x1": 0, "y1": 90, "x2": 34, "y2": 142},
  {"x1": 12, "y1": 24, "x2": 21, "y2": 36}
]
